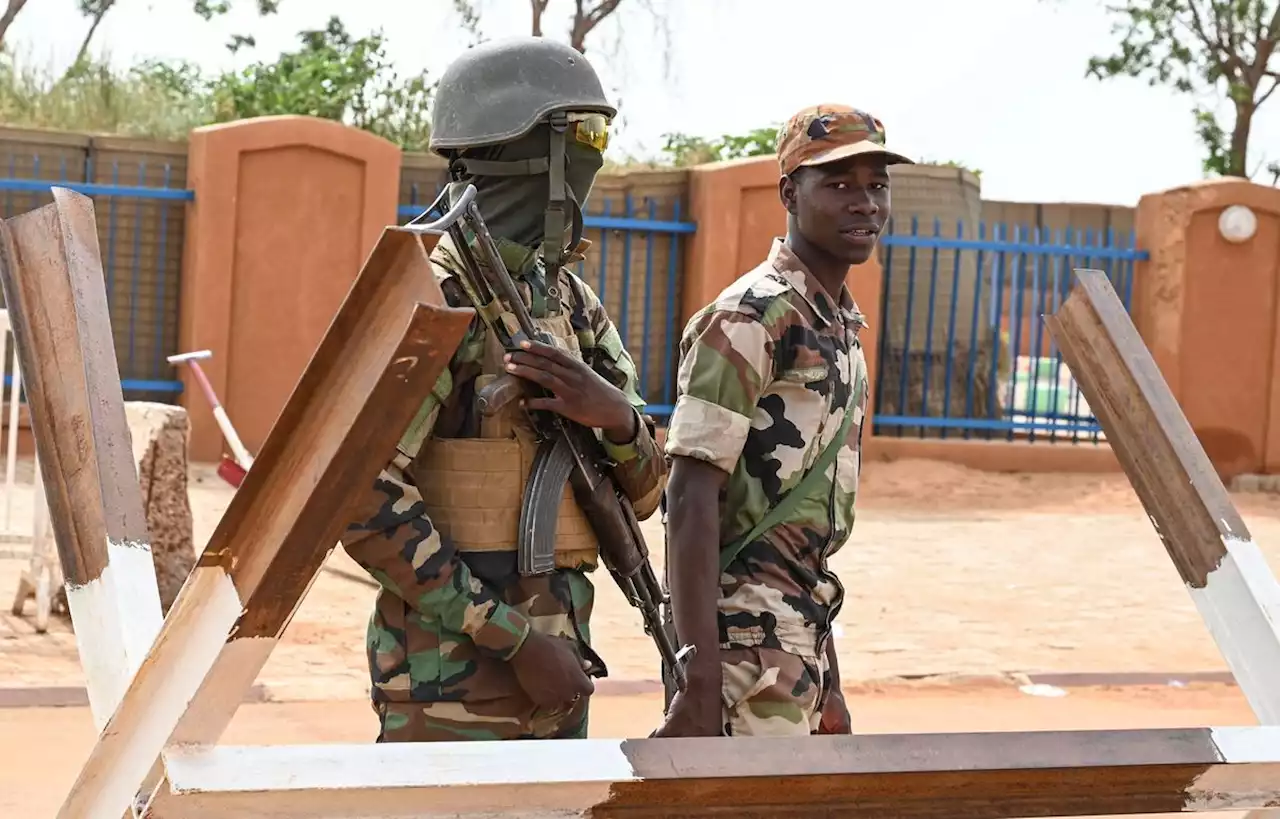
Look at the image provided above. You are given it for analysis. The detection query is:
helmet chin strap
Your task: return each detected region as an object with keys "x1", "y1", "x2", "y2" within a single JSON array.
[{"x1": 447, "y1": 115, "x2": 584, "y2": 278}]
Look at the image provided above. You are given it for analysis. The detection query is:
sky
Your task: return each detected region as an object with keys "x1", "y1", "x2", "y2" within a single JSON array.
[{"x1": 7, "y1": 0, "x2": 1279, "y2": 206}]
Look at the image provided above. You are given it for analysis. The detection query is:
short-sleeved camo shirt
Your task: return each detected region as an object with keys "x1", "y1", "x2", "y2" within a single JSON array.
[{"x1": 664, "y1": 237, "x2": 869, "y2": 663}]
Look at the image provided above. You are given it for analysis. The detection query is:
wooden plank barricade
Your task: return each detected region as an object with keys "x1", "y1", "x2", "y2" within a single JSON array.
[{"x1": 4, "y1": 190, "x2": 1278, "y2": 819}]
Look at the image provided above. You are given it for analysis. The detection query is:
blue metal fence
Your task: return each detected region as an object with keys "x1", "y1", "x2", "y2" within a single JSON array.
[
  {"x1": 398, "y1": 184, "x2": 697, "y2": 419},
  {"x1": 0, "y1": 158, "x2": 192, "y2": 401},
  {"x1": 0, "y1": 165, "x2": 1144, "y2": 447},
  {"x1": 873, "y1": 218, "x2": 1148, "y2": 444}
]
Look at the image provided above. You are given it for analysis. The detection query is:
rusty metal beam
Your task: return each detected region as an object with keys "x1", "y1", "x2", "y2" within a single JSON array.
[
  {"x1": 55, "y1": 224, "x2": 474, "y2": 819},
  {"x1": 0, "y1": 189, "x2": 164, "y2": 730},
  {"x1": 1045, "y1": 269, "x2": 1280, "y2": 725},
  {"x1": 147, "y1": 727, "x2": 1280, "y2": 818}
]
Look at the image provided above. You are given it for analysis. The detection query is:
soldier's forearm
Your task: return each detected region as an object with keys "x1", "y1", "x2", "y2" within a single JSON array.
[
  {"x1": 343, "y1": 473, "x2": 533, "y2": 661},
  {"x1": 602, "y1": 411, "x2": 667, "y2": 521},
  {"x1": 666, "y1": 456, "x2": 727, "y2": 695}
]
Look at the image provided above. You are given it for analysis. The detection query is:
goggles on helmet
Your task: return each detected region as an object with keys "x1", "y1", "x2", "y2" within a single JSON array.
[{"x1": 567, "y1": 112, "x2": 610, "y2": 152}]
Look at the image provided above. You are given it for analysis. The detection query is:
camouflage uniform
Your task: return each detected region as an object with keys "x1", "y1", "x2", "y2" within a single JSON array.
[
  {"x1": 663, "y1": 104, "x2": 909, "y2": 737},
  {"x1": 342, "y1": 233, "x2": 665, "y2": 742}
]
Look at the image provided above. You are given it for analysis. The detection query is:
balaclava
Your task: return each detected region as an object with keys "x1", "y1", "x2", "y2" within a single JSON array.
[{"x1": 446, "y1": 122, "x2": 604, "y2": 277}]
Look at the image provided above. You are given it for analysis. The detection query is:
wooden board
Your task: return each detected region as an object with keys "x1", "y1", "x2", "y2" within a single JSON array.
[
  {"x1": 149, "y1": 727, "x2": 1280, "y2": 818},
  {"x1": 0, "y1": 188, "x2": 164, "y2": 730},
  {"x1": 1045, "y1": 268, "x2": 1280, "y2": 724},
  {"x1": 55, "y1": 225, "x2": 474, "y2": 819}
]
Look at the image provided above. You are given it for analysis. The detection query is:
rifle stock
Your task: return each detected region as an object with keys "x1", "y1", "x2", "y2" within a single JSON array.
[{"x1": 404, "y1": 184, "x2": 696, "y2": 692}]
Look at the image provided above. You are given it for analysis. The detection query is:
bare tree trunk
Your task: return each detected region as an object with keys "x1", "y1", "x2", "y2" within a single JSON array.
[
  {"x1": 570, "y1": 0, "x2": 622, "y2": 54},
  {"x1": 67, "y1": 0, "x2": 116, "y2": 76},
  {"x1": 530, "y1": 0, "x2": 549, "y2": 36},
  {"x1": 0, "y1": 0, "x2": 30, "y2": 50},
  {"x1": 1230, "y1": 101, "x2": 1254, "y2": 177}
]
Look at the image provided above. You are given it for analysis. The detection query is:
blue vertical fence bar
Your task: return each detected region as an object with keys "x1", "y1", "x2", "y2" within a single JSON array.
[
  {"x1": 0, "y1": 152, "x2": 192, "y2": 404},
  {"x1": 873, "y1": 217, "x2": 1149, "y2": 443},
  {"x1": 396, "y1": 188, "x2": 696, "y2": 420}
]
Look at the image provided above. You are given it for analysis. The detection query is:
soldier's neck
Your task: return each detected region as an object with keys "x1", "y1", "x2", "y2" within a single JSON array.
[{"x1": 785, "y1": 232, "x2": 849, "y2": 302}]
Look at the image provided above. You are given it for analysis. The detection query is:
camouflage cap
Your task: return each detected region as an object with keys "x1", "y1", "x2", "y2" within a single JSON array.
[{"x1": 776, "y1": 104, "x2": 913, "y2": 177}]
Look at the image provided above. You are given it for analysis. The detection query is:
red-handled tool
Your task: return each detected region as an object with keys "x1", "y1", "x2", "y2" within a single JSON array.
[{"x1": 168, "y1": 349, "x2": 252, "y2": 488}]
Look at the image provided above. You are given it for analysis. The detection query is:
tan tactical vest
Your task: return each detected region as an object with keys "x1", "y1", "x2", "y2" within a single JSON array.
[{"x1": 412, "y1": 281, "x2": 602, "y2": 572}]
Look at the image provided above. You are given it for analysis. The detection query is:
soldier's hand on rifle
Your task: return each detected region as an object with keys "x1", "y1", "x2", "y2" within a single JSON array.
[
  {"x1": 504, "y1": 341, "x2": 638, "y2": 441},
  {"x1": 509, "y1": 629, "x2": 595, "y2": 711}
]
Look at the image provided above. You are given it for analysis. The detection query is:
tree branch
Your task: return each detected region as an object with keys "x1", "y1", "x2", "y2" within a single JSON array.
[
  {"x1": 0, "y1": 0, "x2": 30, "y2": 49},
  {"x1": 1218, "y1": 0, "x2": 1240, "y2": 61},
  {"x1": 1249, "y1": 3, "x2": 1280, "y2": 89},
  {"x1": 587, "y1": 0, "x2": 623, "y2": 26},
  {"x1": 1258, "y1": 74, "x2": 1279, "y2": 107},
  {"x1": 1187, "y1": 0, "x2": 1235, "y2": 78},
  {"x1": 570, "y1": 0, "x2": 623, "y2": 53},
  {"x1": 530, "y1": 0, "x2": 549, "y2": 37},
  {"x1": 450, "y1": 0, "x2": 484, "y2": 45},
  {"x1": 69, "y1": 0, "x2": 117, "y2": 74}
]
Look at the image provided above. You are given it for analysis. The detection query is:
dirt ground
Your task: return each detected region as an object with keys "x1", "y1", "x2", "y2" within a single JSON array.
[
  {"x1": 4, "y1": 455, "x2": 1280, "y2": 816},
  {"x1": 7, "y1": 456, "x2": 1280, "y2": 698}
]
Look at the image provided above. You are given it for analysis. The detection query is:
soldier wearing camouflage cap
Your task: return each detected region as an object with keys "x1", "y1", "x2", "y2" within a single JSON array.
[
  {"x1": 656, "y1": 104, "x2": 911, "y2": 738},
  {"x1": 341, "y1": 37, "x2": 667, "y2": 743}
]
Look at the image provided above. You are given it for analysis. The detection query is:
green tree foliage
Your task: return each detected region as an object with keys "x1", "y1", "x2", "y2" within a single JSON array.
[
  {"x1": 0, "y1": 15, "x2": 434, "y2": 151},
  {"x1": 207, "y1": 16, "x2": 434, "y2": 150},
  {"x1": 8, "y1": 0, "x2": 283, "y2": 78},
  {"x1": 1084, "y1": 0, "x2": 1279, "y2": 179},
  {"x1": 657, "y1": 127, "x2": 982, "y2": 179},
  {"x1": 0, "y1": 55, "x2": 213, "y2": 140},
  {"x1": 919, "y1": 158, "x2": 984, "y2": 179},
  {"x1": 660, "y1": 125, "x2": 779, "y2": 165}
]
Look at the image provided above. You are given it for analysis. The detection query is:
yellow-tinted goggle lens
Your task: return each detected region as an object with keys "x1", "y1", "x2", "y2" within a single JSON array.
[{"x1": 569, "y1": 113, "x2": 610, "y2": 152}]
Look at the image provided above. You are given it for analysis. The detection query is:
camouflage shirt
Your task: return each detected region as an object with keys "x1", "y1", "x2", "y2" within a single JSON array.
[
  {"x1": 664, "y1": 238, "x2": 869, "y2": 662},
  {"x1": 342, "y1": 232, "x2": 666, "y2": 703}
]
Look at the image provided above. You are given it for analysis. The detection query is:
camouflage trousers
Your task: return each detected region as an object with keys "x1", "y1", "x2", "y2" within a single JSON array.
[
  {"x1": 345, "y1": 479, "x2": 605, "y2": 743},
  {"x1": 375, "y1": 687, "x2": 590, "y2": 743},
  {"x1": 719, "y1": 646, "x2": 832, "y2": 737}
]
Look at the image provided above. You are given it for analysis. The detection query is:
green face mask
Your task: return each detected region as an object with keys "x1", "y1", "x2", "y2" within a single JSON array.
[{"x1": 447, "y1": 123, "x2": 604, "y2": 275}]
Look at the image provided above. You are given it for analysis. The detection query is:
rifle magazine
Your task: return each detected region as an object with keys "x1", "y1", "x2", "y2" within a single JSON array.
[{"x1": 518, "y1": 436, "x2": 575, "y2": 576}]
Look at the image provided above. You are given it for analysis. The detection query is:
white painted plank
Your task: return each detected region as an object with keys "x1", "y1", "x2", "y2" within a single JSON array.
[
  {"x1": 145, "y1": 729, "x2": 1280, "y2": 819},
  {"x1": 1187, "y1": 536, "x2": 1280, "y2": 724},
  {"x1": 57, "y1": 567, "x2": 243, "y2": 819}
]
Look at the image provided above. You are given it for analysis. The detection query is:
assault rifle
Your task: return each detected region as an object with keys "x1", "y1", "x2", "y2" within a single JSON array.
[{"x1": 406, "y1": 183, "x2": 695, "y2": 692}]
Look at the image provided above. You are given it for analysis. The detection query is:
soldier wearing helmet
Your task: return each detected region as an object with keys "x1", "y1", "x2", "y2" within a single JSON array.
[{"x1": 341, "y1": 37, "x2": 667, "y2": 743}]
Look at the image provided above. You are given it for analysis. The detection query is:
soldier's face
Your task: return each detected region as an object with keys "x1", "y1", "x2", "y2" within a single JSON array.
[{"x1": 785, "y1": 156, "x2": 891, "y2": 266}]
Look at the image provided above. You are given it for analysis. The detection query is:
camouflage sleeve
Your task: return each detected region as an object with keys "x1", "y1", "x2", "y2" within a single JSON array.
[
  {"x1": 664, "y1": 306, "x2": 778, "y2": 475},
  {"x1": 342, "y1": 316, "x2": 532, "y2": 661},
  {"x1": 576, "y1": 277, "x2": 667, "y2": 521}
]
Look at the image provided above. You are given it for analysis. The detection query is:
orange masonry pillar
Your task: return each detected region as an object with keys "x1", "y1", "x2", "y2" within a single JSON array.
[
  {"x1": 1132, "y1": 179, "x2": 1280, "y2": 479},
  {"x1": 178, "y1": 115, "x2": 402, "y2": 463}
]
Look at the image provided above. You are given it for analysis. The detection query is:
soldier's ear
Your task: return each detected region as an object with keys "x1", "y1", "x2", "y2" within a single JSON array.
[{"x1": 779, "y1": 173, "x2": 799, "y2": 216}]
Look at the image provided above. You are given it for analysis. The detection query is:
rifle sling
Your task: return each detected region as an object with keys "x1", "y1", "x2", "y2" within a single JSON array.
[{"x1": 717, "y1": 403, "x2": 856, "y2": 574}]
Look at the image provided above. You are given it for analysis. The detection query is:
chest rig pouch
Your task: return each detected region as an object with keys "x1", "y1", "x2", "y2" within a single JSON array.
[{"x1": 412, "y1": 276, "x2": 601, "y2": 574}]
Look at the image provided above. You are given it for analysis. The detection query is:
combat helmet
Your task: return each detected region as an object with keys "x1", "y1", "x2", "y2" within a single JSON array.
[{"x1": 430, "y1": 37, "x2": 616, "y2": 276}]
